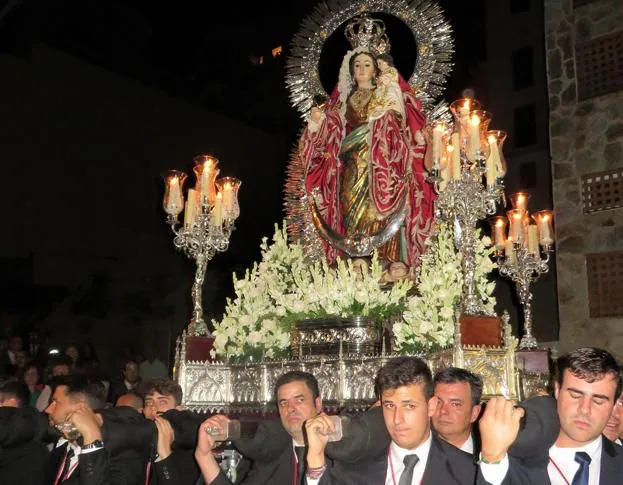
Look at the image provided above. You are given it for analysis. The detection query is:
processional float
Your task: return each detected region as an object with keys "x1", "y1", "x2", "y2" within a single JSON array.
[{"x1": 165, "y1": 0, "x2": 554, "y2": 413}]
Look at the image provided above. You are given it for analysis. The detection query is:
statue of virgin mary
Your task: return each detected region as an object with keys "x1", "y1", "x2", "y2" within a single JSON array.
[{"x1": 298, "y1": 14, "x2": 436, "y2": 269}]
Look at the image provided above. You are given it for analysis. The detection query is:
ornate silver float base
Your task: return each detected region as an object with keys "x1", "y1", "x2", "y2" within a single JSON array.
[{"x1": 174, "y1": 328, "x2": 530, "y2": 413}]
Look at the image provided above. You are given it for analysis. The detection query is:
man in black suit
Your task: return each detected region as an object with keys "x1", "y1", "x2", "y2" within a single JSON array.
[
  {"x1": 44, "y1": 374, "x2": 109, "y2": 485},
  {"x1": 479, "y1": 347, "x2": 623, "y2": 485},
  {"x1": 0, "y1": 380, "x2": 49, "y2": 485},
  {"x1": 195, "y1": 370, "x2": 323, "y2": 485},
  {"x1": 432, "y1": 367, "x2": 483, "y2": 455},
  {"x1": 303, "y1": 357, "x2": 515, "y2": 485}
]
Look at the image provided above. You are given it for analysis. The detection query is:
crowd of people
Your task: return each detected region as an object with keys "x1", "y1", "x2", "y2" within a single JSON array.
[{"x1": 1, "y1": 345, "x2": 622, "y2": 484}]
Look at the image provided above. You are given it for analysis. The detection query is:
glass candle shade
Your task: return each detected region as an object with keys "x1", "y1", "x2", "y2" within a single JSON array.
[
  {"x1": 489, "y1": 216, "x2": 508, "y2": 250},
  {"x1": 215, "y1": 177, "x2": 241, "y2": 220},
  {"x1": 193, "y1": 155, "x2": 220, "y2": 206},
  {"x1": 450, "y1": 98, "x2": 481, "y2": 161},
  {"x1": 507, "y1": 209, "x2": 526, "y2": 244},
  {"x1": 535, "y1": 210, "x2": 554, "y2": 246},
  {"x1": 487, "y1": 130, "x2": 508, "y2": 178},
  {"x1": 163, "y1": 170, "x2": 187, "y2": 216},
  {"x1": 510, "y1": 192, "x2": 531, "y2": 214}
]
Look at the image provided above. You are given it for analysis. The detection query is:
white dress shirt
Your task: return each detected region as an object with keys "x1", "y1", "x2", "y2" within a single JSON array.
[
  {"x1": 385, "y1": 431, "x2": 433, "y2": 485},
  {"x1": 547, "y1": 436, "x2": 602, "y2": 485},
  {"x1": 306, "y1": 433, "x2": 433, "y2": 485},
  {"x1": 55, "y1": 437, "x2": 104, "y2": 478},
  {"x1": 459, "y1": 434, "x2": 474, "y2": 455}
]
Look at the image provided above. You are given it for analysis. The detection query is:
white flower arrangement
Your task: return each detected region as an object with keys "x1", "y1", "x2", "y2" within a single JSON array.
[
  {"x1": 393, "y1": 221, "x2": 497, "y2": 353},
  {"x1": 212, "y1": 220, "x2": 497, "y2": 361},
  {"x1": 211, "y1": 222, "x2": 412, "y2": 361}
]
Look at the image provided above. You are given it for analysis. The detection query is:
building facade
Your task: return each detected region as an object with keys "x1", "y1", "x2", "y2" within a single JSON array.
[{"x1": 545, "y1": 0, "x2": 623, "y2": 357}]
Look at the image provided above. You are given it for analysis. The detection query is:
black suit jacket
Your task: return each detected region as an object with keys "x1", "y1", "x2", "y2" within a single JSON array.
[
  {"x1": 46, "y1": 442, "x2": 110, "y2": 485},
  {"x1": 502, "y1": 435, "x2": 623, "y2": 485},
  {"x1": 317, "y1": 433, "x2": 478, "y2": 485}
]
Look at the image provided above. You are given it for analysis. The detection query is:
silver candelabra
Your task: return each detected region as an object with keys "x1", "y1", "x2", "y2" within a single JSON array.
[
  {"x1": 425, "y1": 99, "x2": 506, "y2": 316},
  {"x1": 496, "y1": 244, "x2": 553, "y2": 349},
  {"x1": 434, "y1": 159, "x2": 503, "y2": 315},
  {"x1": 163, "y1": 155, "x2": 241, "y2": 336}
]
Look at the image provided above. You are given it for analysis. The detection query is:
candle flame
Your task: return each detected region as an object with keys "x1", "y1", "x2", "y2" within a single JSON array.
[
  {"x1": 470, "y1": 115, "x2": 480, "y2": 126},
  {"x1": 170, "y1": 176, "x2": 178, "y2": 184},
  {"x1": 463, "y1": 99, "x2": 470, "y2": 109},
  {"x1": 543, "y1": 214, "x2": 550, "y2": 222},
  {"x1": 446, "y1": 145, "x2": 454, "y2": 153},
  {"x1": 225, "y1": 182, "x2": 232, "y2": 190},
  {"x1": 216, "y1": 192, "x2": 223, "y2": 199},
  {"x1": 488, "y1": 135, "x2": 497, "y2": 144},
  {"x1": 496, "y1": 219, "x2": 504, "y2": 227}
]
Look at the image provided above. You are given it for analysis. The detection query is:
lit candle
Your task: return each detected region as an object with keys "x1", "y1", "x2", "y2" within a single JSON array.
[
  {"x1": 451, "y1": 133, "x2": 461, "y2": 179},
  {"x1": 184, "y1": 189, "x2": 198, "y2": 227},
  {"x1": 212, "y1": 192, "x2": 223, "y2": 226},
  {"x1": 469, "y1": 114, "x2": 481, "y2": 160},
  {"x1": 492, "y1": 217, "x2": 506, "y2": 250},
  {"x1": 166, "y1": 176, "x2": 183, "y2": 214},
  {"x1": 432, "y1": 123, "x2": 445, "y2": 169},
  {"x1": 536, "y1": 211, "x2": 554, "y2": 246},
  {"x1": 512, "y1": 192, "x2": 530, "y2": 214},
  {"x1": 201, "y1": 160, "x2": 217, "y2": 205},
  {"x1": 223, "y1": 182, "x2": 234, "y2": 213},
  {"x1": 507, "y1": 209, "x2": 524, "y2": 244},
  {"x1": 527, "y1": 224, "x2": 539, "y2": 254},
  {"x1": 459, "y1": 99, "x2": 470, "y2": 118},
  {"x1": 505, "y1": 239, "x2": 516, "y2": 264},
  {"x1": 486, "y1": 135, "x2": 499, "y2": 187}
]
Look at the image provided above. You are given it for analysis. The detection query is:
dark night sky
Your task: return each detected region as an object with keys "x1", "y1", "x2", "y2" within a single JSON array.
[{"x1": 0, "y1": 0, "x2": 490, "y2": 346}]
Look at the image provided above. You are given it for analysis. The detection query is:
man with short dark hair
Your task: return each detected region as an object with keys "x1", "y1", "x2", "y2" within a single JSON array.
[
  {"x1": 481, "y1": 346, "x2": 623, "y2": 484},
  {"x1": 432, "y1": 367, "x2": 483, "y2": 454},
  {"x1": 304, "y1": 357, "x2": 507, "y2": 485},
  {"x1": 140, "y1": 377, "x2": 201, "y2": 485},
  {"x1": 0, "y1": 379, "x2": 31, "y2": 408},
  {"x1": 110, "y1": 359, "x2": 141, "y2": 405},
  {"x1": 196, "y1": 370, "x2": 322, "y2": 484},
  {"x1": 0, "y1": 380, "x2": 49, "y2": 485},
  {"x1": 44, "y1": 374, "x2": 109, "y2": 484}
]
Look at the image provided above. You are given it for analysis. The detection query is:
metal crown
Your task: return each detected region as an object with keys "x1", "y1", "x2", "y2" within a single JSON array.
[{"x1": 344, "y1": 14, "x2": 391, "y2": 56}]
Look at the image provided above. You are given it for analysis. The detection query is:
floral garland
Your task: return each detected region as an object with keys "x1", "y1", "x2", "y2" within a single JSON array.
[{"x1": 393, "y1": 221, "x2": 497, "y2": 353}]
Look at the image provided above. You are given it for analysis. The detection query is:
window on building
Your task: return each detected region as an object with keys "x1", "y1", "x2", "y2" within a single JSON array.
[
  {"x1": 510, "y1": 0, "x2": 530, "y2": 14},
  {"x1": 576, "y1": 30, "x2": 623, "y2": 100},
  {"x1": 512, "y1": 47, "x2": 534, "y2": 90},
  {"x1": 519, "y1": 161, "x2": 537, "y2": 189},
  {"x1": 272, "y1": 46, "x2": 282, "y2": 57},
  {"x1": 513, "y1": 104, "x2": 537, "y2": 147}
]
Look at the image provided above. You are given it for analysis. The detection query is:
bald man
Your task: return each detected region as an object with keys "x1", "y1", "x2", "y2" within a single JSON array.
[{"x1": 116, "y1": 392, "x2": 144, "y2": 413}]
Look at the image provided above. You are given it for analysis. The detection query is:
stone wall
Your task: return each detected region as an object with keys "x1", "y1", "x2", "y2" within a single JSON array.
[{"x1": 545, "y1": 0, "x2": 623, "y2": 358}]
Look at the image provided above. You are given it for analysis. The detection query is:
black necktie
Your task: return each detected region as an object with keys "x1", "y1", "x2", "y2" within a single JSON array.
[
  {"x1": 294, "y1": 446, "x2": 306, "y2": 485},
  {"x1": 571, "y1": 451, "x2": 591, "y2": 485},
  {"x1": 58, "y1": 446, "x2": 75, "y2": 483},
  {"x1": 398, "y1": 454, "x2": 419, "y2": 485}
]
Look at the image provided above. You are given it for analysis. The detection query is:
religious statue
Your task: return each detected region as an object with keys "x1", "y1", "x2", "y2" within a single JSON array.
[{"x1": 298, "y1": 15, "x2": 436, "y2": 271}]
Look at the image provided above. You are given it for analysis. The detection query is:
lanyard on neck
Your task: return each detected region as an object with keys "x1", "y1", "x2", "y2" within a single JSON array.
[
  {"x1": 388, "y1": 446, "x2": 423, "y2": 485},
  {"x1": 54, "y1": 448, "x2": 79, "y2": 485},
  {"x1": 548, "y1": 457, "x2": 571, "y2": 485}
]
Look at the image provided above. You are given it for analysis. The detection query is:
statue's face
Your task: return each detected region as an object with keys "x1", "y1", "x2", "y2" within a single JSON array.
[{"x1": 352, "y1": 53, "x2": 375, "y2": 86}]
